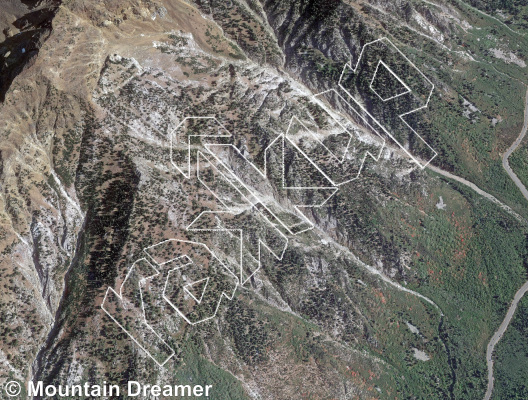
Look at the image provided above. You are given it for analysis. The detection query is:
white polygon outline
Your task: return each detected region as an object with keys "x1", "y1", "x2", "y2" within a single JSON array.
[
  {"x1": 295, "y1": 112, "x2": 354, "y2": 163},
  {"x1": 284, "y1": 110, "x2": 386, "y2": 186},
  {"x1": 338, "y1": 37, "x2": 437, "y2": 168},
  {"x1": 102, "y1": 240, "x2": 239, "y2": 363},
  {"x1": 198, "y1": 148, "x2": 316, "y2": 237},
  {"x1": 184, "y1": 277, "x2": 209, "y2": 304},
  {"x1": 204, "y1": 141, "x2": 337, "y2": 235},
  {"x1": 168, "y1": 116, "x2": 332, "y2": 236},
  {"x1": 162, "y1": 36, "x2": 438, "y2": 306},
  {"x1": 186, "y1": 208, "x2": 289, "y2": 285},
  {"x1": 101, "y1": 258, "x2": 175, "y2": 367},
  {"x1": 196, "y1": 150, "x2": 260, "y2": 209},
  {"x1": 369, "y1": 60, "x2": 412, "y2": 101},
  {"x1": 158, "y1": 240, "x2": 238, "y2": 325},
  {"x1": 144, "y1": 240, "x2": 191, "y2": 266},
  {"x1": 281, "y1": 117, "x2": 338, "y2": 189},
  {"x1": 169, "y1": 116, "x2": 231, "y2": 179},
  {"x1": 101, "y1": 37, "x2": 438, "y2": 362},
  {"x1": 289, "y1": 93, "x2": 362, "y2": 164}
]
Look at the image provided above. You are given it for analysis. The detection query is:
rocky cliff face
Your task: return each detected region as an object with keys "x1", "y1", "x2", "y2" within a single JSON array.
[{"x1": 1, "y1": 0, "x2": 528, "y2": 399}]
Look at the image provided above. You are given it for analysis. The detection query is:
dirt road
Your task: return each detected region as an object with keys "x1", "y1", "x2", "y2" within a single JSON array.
[
  {"x1": 502, "y1": 89, "x2": 528, "y2": 201},
  {"x1": 484, "y1": 281, "x2": 528, "y2": 400},
  {"x1": 483, "y1": 88, "x2": 528, "y2": 400}
]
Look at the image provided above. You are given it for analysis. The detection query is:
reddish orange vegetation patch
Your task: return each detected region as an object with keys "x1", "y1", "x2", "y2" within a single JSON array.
[
  {"x1": 372, "y1": 288, "x2": 387, "y2": 304},
  {"x1": 368, "y1": 369, "x2": 377, "y2": 380}
]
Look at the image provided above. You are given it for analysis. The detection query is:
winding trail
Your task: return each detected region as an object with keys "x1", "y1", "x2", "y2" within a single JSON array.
[
  {"x1": 484, "y1": 281, "x2": 528, "y2": 400},
  {"x1": 483, "y1": 88, "x2": 528, "y2": 400},
  {"x1": 502, "y1": 89, "x2": 528, "y2": 201}
]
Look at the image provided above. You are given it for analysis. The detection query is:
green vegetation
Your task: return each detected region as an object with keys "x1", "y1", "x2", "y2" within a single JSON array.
[
  {"x1": 493, "y1": 294, "x2": 528, "y2": 399},
  {"x1": 509, "y1": 139, "x2": 528, "y2": 189},
  {"x1": 311, "y1": 157, "x2": 528, "y2": 398},
  {"x1": 393, "y1": 22, "x2": 528, "y2": 217},
  {"x1": 463, "y1": 0, "x2": 528, "y2": 30},
  {"x1": 194, "y1": 0, "x2": 281, "y2": 65},
  {"x1": 170, "y1": 339, "x2": 250, "y2": 400},
  {"x1": 19, "y1": 1, "x2": 528, "y2": 398}
]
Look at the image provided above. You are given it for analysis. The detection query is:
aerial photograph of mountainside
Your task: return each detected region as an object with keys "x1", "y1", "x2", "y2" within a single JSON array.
[{"x1": 2, "y1": 0, "x2": 528, "y2": 399}]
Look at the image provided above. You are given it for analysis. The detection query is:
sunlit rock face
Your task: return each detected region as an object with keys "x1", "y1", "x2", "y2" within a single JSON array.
[{"x1": 1, "y1": 1, "x2": 528, "y2": 399}]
